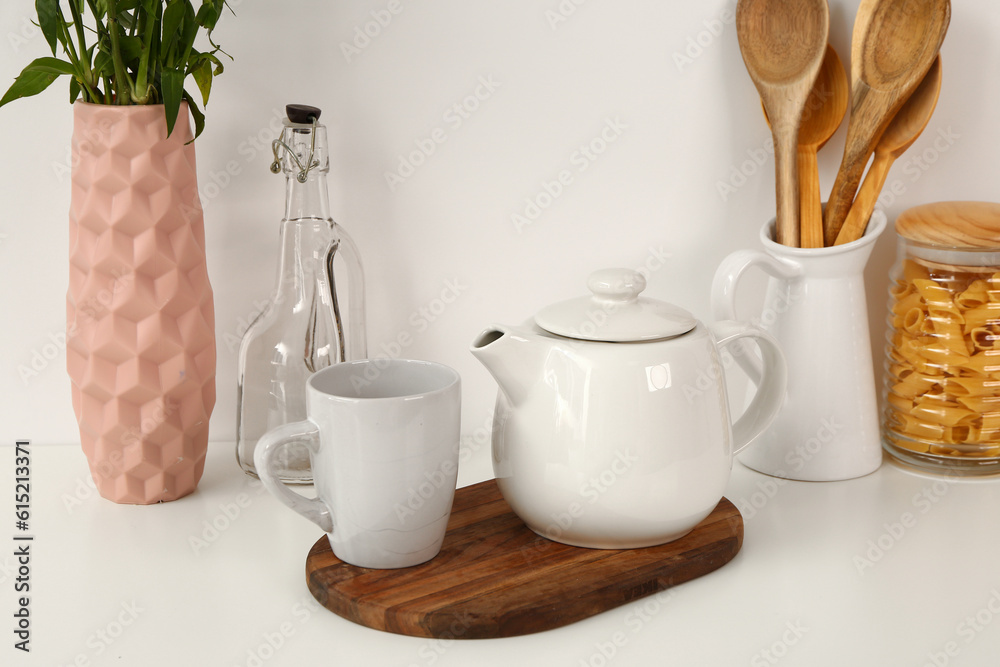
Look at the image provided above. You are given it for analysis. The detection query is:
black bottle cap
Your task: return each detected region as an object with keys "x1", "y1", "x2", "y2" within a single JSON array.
[{"x1": 286, "y1": 104, "x2": 322, "y2": 124}]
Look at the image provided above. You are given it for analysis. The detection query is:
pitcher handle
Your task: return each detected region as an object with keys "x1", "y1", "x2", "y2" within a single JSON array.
[
  {"x1": 709, "y1": 320, "x2": 787, "y2": 455},
  {"x1": 254, "y1": 420, "x2": 334, "y2": 533},
  {"x1": 710, "y1": 249, "x2": 802, "y2": 384}
]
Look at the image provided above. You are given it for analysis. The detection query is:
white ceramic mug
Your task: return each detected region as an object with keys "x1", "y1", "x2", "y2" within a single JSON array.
[
  {"x1": 711, "y1": 210, "x2": 887, "y2": 481},
  {"x1": 254, "y1": 359, "x2": 461, "y2": 568}
]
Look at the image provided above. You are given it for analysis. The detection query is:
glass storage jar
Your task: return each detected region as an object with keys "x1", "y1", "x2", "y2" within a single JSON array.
[{"x1": 882, "y1": 201, "x2": 1000, "y2": 475}]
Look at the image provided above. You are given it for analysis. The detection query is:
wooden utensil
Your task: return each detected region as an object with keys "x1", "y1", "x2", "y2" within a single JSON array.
[
  {"x1": 760, "y1": 45, "x2": 848, "y2": 248},
  {"x1": 796, "y1": 44, "x2": 849, "y2": 248},
  {"x1": 737, "y1": 0, "x2": 830, "y2": 247},
  {"x1": 823, "y1": 0, "x2": 950, "y2": 246},
  {"x1": 834, "y1": 56, "x2": 942, "y2": 246}
]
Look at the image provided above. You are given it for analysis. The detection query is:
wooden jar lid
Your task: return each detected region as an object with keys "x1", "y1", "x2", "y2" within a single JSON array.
[{"x1": 896, "y1": 201, "x2": 1000, "y2": 249}]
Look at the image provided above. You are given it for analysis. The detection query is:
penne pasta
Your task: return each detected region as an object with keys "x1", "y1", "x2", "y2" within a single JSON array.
[
  {"x1": 963, "y1": 351, "x2": 1000, "y2": 375},
  {"x1": 918, "y1": 344, "x2": 970, "y2": 367},
  {"x1": 886, "y1": 391, "x2": 914, "y2": 414},
  {"x1": 970, "y1": 326, "x2": 1000, "y2": 351},
  {"x1": 892, "y1": 371, "x2": 941, "y2": 399},
  {"x1": 903, "y1": 260, "x2": 931, "y2": 283},
  {"x1": 910, "y1": 400, "x2": 975, "y2": 428},
  {"x1": 961, "y1": 304, "x2": 1000, "y2": 333},
  {"x1": 892, "y1": 291, "x2": 924, "y2": 316},
  {"x1": 895, "y1": 413, "x2": 947, "y2": 442},
  {"x1": 946, "y1": 424, "x2": 971, "y2": 443},
  {"x1": 890, "y1": 280, "x2": 914, "y2": 300},
  {"x1": 930, "y1": 317, "x2": 970, "y2": 357},
  {"x1": 902, "y1": 308, "x2": 925, "y2": 334},
  {"x1": 944, "y1": 375, "x2": 1000, "y2": 397},
  {"x1": 957, "y1": 280, "x2": 991, "y2": 309},
  {"x1": 884, "y1": 261, "x2": 1000, "y2": 459},
  {"x1": 957, "y1": 394, "x2": 1000, "y2": 414},
  {"x1": 978, "y1": 412, "x2": 1000, "y2": 441},
  {"x1": 913, "y1": 279, "x2": 954, "y2": 306}
]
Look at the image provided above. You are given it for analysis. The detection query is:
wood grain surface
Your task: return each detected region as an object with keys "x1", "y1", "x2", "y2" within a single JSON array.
[
  {"x1": 834, "y1": 56, "x2": 942, "y2": 246},
  {"x1": 895, "y1": 201, "x2": 1000, "y2": 249},
  {"x1": 797, "y1": 44, "x2": 849, "y2": 248},
  {"x1": 305, "y1": 479, "x2": 744, "y2": 639},
  {"x1": 823, "y1": 0, "x2": 950, "y2": 245},
  {"x1": 737, "y1": 0, "x2": 830, "y2": 248}
]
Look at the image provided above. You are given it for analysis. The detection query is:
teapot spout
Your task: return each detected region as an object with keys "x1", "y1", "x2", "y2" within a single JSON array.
[{"x1": 470, "y1": 325, "x2": 545, "y2": 406}]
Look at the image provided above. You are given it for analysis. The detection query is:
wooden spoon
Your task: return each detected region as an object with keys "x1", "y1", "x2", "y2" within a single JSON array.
[
  {"x1": 761, "y1": 45, "x2": 848, "y2": 248},
  {"x1": 834, "y1": 56, "x2": 942, "y2": 246},
  {"x1": 822, "y1": 0, "x2": 950, "y2": 246},
  {"x1": 737, "y1": 0, "x2": 830, "y2": 247},
  {"x1": 795, "y1": 44, "x2": 848, "y2": 248}
]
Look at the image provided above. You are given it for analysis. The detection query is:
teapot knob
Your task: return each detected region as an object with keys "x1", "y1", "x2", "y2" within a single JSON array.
[{"x1": 587, "y1": 268, "x2": 646, "y2": 302}]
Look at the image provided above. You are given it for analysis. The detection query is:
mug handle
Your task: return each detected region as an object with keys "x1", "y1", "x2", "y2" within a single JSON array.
[
  {"x1": 709, "y1": 320, "x2": 787, "y2": 456},
  {"x1": 253, "y1": 420, "x2": 334, "y2": 533},
  {"x1": 710, "y1": 249, "x2": 802, "y2": 384}
]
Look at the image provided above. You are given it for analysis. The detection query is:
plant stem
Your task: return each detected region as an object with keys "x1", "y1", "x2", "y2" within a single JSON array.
[
  {"x1": 57, "y1": 17, "x2": 100, "y2": 103},
  {"x1": 85, "y1": 0, "x2": 112, "y2": 102},
  {"x1": 132, "y1": 6, "x2": 157, "y2": 103},
  {"x1": 67, "y1": 0, "x2": 95, "y2": 93},
  {"x1": 86, "y1": 0, "x2": 110, "y2": 43},
  {"x1": 57, "y1": 18, "x2": 81, "y2": 65},
  {"x1": 105, "y1": 0, "x2": 134, "y2": 104}
]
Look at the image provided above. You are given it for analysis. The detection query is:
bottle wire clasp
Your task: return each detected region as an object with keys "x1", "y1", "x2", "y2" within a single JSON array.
[{"x1": 270, "y1": 115, "x2": 320, "y2": 183}]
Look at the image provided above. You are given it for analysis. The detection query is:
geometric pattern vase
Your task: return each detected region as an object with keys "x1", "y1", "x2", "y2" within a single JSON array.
[{"x1": 66, "y1": 101, "x2": 216, "y2": 504}]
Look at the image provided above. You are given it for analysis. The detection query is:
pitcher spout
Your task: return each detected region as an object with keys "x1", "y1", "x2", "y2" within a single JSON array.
[{"x1": 470, "y1": 325, "x2": 545, "y2": 406}]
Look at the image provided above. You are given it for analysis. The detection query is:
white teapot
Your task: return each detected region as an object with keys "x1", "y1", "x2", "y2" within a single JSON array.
[{"x1": 471, "y1": 268, "x2": 786, "y2": 548}]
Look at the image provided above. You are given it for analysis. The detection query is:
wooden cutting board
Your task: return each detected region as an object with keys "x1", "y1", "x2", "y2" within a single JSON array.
[{"x1": 305, "y1": 479, "x2": 743, "y2": 639}]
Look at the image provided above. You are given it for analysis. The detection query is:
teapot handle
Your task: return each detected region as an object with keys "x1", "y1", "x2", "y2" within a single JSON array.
[
  {"x1": 710, "y1": 250, "x2": 801, "y2": 385},
  {"x1": 709, "y1": 320, "x2": 787, "y2": 456}
]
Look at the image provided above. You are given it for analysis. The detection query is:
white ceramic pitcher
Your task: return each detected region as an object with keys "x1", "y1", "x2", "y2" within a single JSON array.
[{"x1": 711, "y1": 210, "x2": 887, "y2": 481}]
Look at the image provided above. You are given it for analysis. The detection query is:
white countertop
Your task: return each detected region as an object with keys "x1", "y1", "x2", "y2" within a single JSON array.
[{"x1": 3, "y1": 442, "x2": 1000, "y2": 667}]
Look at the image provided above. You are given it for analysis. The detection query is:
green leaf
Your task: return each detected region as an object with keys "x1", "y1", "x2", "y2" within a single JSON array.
[
  {"x1": 93, "y1": 49, "x2": 113, "y2": 79},
  {"x1": 183, "y1": 89, "x2": 204, "y2": 141},
  {"x1": 161, "y1": 0, "x2": 185, "y2": 64},
  {"x1": 189, "y1": 50, "x2": 223, "y2": 76},
  {"x1": 195, "y1": 0, "x2": 220, "y2": 31},
  {"x1": 206, "y1": 51, "x2": 224, "y2": 75},
  {"x1": 0, "y1": 64, "x2": 61, "y2": 108},
  {"x1": 179, "y1": 1, "x2": 198, "y2": 65},
  {"x1": 191, "y1": 58, "x2": 211, "y2": 106},
  {"x1": 160, "y1": 65, "x2": 183, "y2": 136},
  {"x1": 35, "y1": 0, "x2": 61, "y2": 55},
  {"x1": 116, "y1": 35, "x2": 143, "y2": 64},
  {"x1": 69, "y1": 76, "x2": 81, "y2": 103},
  {"x1": 24, "y1": 57, "x2": 77, "y2": 76}
]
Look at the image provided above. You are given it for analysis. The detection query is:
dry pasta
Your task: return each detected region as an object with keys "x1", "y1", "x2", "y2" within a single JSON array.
[{"x1": 884, "y1": 259, "x2": 1000, "y2": 455}]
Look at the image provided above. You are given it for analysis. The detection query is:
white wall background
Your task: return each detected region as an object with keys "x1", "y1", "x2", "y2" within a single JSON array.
[{"x1": 2, "y1": 0, "x2": 999, "y2": 453}]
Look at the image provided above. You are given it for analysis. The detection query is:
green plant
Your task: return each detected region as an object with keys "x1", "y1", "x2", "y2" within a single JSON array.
[{"x1": 0, "y1": 0, "x2": 231, "y2": 138}]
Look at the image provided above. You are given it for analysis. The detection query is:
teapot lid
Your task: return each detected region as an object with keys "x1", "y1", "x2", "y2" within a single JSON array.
[{"x1": 534, "y1": 268, "x2": 697, "y2": 342}]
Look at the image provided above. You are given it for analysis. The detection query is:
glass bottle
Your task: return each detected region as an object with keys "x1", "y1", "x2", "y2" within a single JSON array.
[
  {"x1": 236, "y1": 105, "x2": 366, "y2": 483},
  {"x1": 882, "y1": 201, "x2": 1000, "y2": 476}
]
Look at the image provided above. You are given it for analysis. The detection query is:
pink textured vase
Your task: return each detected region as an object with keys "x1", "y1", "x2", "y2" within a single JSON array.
[{"x1": 66, "y1": 102, "x2": 216, "y2": 504}]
